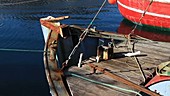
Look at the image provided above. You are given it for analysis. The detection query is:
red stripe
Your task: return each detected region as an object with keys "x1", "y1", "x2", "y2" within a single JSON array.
[
  {"x1": 119, "y1": 0, "x2": 170, "y2": 15},
  {"x1": 145, "y1": 75, "x2": 170, "y2": 87},
  {"x1": 118, "y1": 1, "x2": 170, "y2": 28}
]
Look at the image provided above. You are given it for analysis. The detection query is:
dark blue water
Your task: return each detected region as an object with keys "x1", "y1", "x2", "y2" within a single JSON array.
[{"x1": 0, "y1": 0, "x2": 122, "y2": 96}]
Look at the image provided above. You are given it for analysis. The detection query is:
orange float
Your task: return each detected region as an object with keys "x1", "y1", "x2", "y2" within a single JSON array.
[{"x1": 108, "y1": 0, "x2": 117, "y2": 4}]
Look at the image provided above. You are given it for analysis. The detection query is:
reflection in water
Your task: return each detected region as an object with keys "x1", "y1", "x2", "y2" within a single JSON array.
[
  {"x1": 117, "y1": 19, "x2": 170, "y2": 42},
  {"x1": 0, "y1": 0, "x2": 40, "y2": 6},
  {"x1": 0, "y1": 0, "x2": 122, "y2": 96}
]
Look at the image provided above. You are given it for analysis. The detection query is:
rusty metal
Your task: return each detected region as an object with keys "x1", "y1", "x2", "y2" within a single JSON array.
[
  {"x1": 41, "y1": 16, "x2": 70, "y2": 96},
  {"x1": 40, "y1": 16, "x2": 69, "y2": 36},
  {"x1": 88, "y1": 63, "x2": 160, "y2": 96}
]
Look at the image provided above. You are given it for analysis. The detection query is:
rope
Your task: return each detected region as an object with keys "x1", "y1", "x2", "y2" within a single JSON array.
[
  {"x1": 62, "y1": 0, "x2": 107, "y2": 68},
  {"x1": 128, "y1": 0, "x2": 153, "y2": 35},
  {"x1": 131, "y1": 41, "x2": 146, "y2": 81},
  {"x1": 127, "y1": 0, "x2": 153, "y2": 82},
  {"x1": 69, "y1": 73, "x2": 142, "y2": 96},
  {"x1": 0, "y1": 48, "x2": 47, "y2": 53}
]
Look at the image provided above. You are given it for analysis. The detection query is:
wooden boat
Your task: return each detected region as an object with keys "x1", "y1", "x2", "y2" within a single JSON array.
[
  {"x1": 109, "y1": 0, "x2": 170, "y2": 30},
  {"x1": 40, "y1": 16, "x2": 71, "y2": 96},
  {"x1": 40, "y1": 16, "x2": 170, "y2": 96}
]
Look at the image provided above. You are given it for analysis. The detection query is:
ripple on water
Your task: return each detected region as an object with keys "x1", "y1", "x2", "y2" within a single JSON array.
[
  {"x1": 0, "y1": 1, "x2": 123, "y2": 96},
  {"x1": 0, "y1": 0, "x2": 42, "y2": 6}
]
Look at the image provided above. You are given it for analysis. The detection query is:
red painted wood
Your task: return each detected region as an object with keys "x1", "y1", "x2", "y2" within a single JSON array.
[
  {"x1": 117, "y1": 0, "x2": 170, "y2": 29},
  {"x1": 145, "y1": 75, "x2": 170, "y2": 87},
  {"x1": 117, "y1": 20, "x2": 170, "y2": 42},
  {"x1": 119, "y1": 0, "x2": 170, "y2": 15}
]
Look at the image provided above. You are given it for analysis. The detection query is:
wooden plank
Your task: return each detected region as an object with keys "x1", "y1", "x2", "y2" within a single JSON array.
[
  {"x1": 87, "y1": 63, "x2": 160, "y2": 96},
  {"x1": 41, "y1": 18, "x2": 170, "y2": 96},
  {"x1": 42, "y1": 19, "x2": 70, "y2": 96},
  {"x1": 44, "y1": 39, "x2": 70, "y2": 96},
  {"x1": 67, "y1": 66, "x2": 136, "y2": 96}
]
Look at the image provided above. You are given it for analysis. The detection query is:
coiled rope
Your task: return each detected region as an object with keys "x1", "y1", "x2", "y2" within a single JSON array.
[
  {"x1": 69, "y1": 73, "x2": 142, "y2": 96},
  {"x1": 62, "y1": 0, "x2": 107, "y2": 68}
]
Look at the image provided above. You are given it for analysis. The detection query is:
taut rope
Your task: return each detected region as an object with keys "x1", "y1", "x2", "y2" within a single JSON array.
[
  {"x1": 0, "y1": 48, "x2": 47, "y2": 53},
  {"x1": 61, "y1": 0, "x2": 107, "y2": 69},
  {"x1": 127, "y1": 0, "x2": 154, "y2": 82}
]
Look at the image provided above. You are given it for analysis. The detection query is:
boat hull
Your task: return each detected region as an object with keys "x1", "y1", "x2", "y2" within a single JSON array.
[
  {"x1": 117, "y1": 19, "x2": 170, "y2": 42},
  {"x1": 145, "y1": 75, "x2": 170, "y2": 96},
  {"x1": 117, "y1": 0, "x2": 170, "y2": 29}
]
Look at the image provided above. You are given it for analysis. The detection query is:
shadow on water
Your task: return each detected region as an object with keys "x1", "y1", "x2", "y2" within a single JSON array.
[{"x1": 0, "y1": 0, "x2": 122, "y2": 96}]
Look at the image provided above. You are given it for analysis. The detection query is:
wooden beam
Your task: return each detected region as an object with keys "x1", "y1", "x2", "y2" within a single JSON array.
[{"x1": 88, "y1": 63, "x2": 160, "y2": 96}]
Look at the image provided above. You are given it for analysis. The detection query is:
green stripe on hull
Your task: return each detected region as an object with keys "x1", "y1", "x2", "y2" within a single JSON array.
[{"x1": 123, "y1": 18, "x2": 170, "y2": 35}]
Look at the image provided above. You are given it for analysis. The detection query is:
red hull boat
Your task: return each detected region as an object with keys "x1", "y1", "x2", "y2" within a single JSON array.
[
  {"x1": 117, "y1": 19, "x2": 170, "y2": 42},
  {"x1": 114, "y1": 0, "x2": 170, "y2": 29}
]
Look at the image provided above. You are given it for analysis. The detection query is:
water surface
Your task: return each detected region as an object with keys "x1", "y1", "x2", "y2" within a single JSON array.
[
  {"x1": 1, "y1": 0, "x2": 170, "y2": 96},
  {"x1": 0, "y1": 0, "x2": 122, "y2": 96}
]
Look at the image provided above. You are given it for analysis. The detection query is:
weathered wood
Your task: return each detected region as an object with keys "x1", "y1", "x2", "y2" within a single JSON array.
[
  {"x1": 40, "y1": 16, "x2": 69, "y2": 22},
  {"x1": 43, "y1": 30, "x2": 70, "y2": 96},
  {"x1": 65, "y1": 25, "x2": 170, "y2": 96},
  {"x1": 87, "y1": 63, "x2": 160, "y2": 96},
  {"x1": 41, "y1": 17, "x2": 170, "y2": 96},
  {"x1": 42, "y1": 17, "x2": 71, "y2": 96},
  {"x1": 67, "y1": 66, "x2": 136, "y2": 96},
  {"x1": 66, "y1": 25, "x2": 170, "y2": 96}
]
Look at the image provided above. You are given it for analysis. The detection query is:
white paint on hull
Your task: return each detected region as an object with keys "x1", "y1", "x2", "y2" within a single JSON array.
[
  {"x1": 148, "y1": 81, "x2": 170, "y2": 96},
  {"x1": 153, "y1": 0, "x2": 170, "y2": 3},
  {"x1": 117, "y1": 0, "x2": 170, "y2": 19},
  {"x1": 41, "y1": 25, "x2": 51, "y2": 43}
]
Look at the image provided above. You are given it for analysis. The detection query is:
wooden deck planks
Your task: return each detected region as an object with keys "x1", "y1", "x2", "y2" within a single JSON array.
[
  {"x1": 67, "y1": 66, "x2": 136, "y2": 96},
  {"x1": 41, "y1": 18, "x2": 169, "y2": 96},
  {"x1": 66, "y1": 36, "x2": 170, "y2": 96}
]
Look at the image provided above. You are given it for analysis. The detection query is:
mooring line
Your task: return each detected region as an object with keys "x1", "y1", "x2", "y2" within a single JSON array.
[
  {"x1": 69, "y1": 73, "x2": 142, "y2": 96},
  {"x1": 62, "y1": 0, "x2": 107, "y2": 68},
  {"x1": 0, "y1": 48, "x2": 48, "y2": 53},
  {"x1": 128, "y1": 0, "x2": 153, "y2": 35},
  {"x1": 127, "y1": 0, "x2": 154, "y2": 82}
]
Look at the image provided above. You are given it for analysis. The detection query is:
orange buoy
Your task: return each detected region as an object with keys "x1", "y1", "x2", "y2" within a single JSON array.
[{"x1": 108, "y1": 0, "x2": 117, "y2": 4}]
